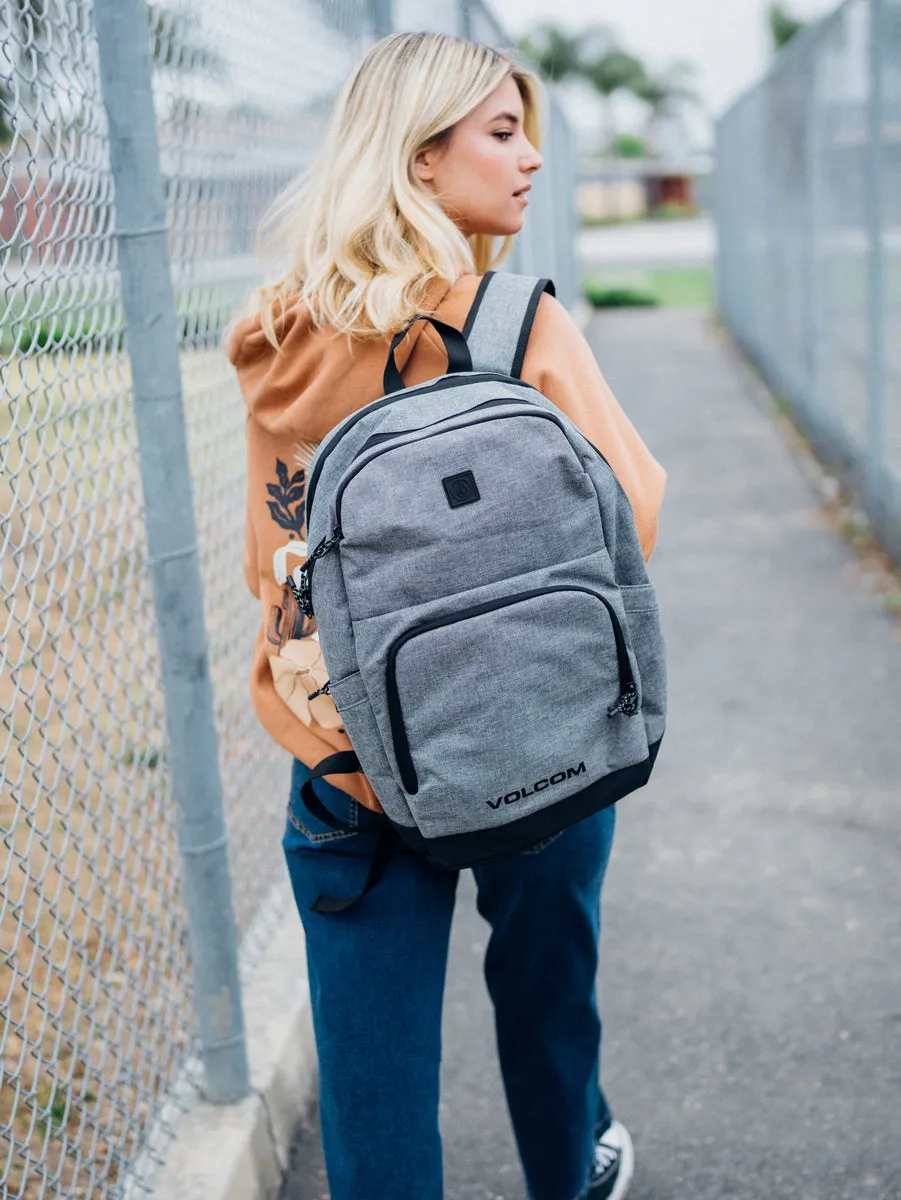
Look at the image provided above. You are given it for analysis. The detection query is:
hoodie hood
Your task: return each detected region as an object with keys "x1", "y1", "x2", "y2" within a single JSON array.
[{"x1": 226, "y1": 278, "x2": 454, "y2": 443}]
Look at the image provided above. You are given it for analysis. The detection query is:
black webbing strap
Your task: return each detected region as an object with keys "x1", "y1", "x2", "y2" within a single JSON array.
[
  {"x1": 462, "y1": 270, "x2": 496, "y2": 338},
  {"x1": 383, "y1": 315, "x2": 473, "y2": 394},
  {"x1": 310, "y1": 825, "x2": 396, "y2": 915},
  {"x1": 512, "y1": 277, "x2": 556, "y2": 378},
  {"x1": 300, "y1": 750, "x2": 362, "y2": 831},
  {"x1": 301, "y1": 750, "x2": 398, "y2": 915}
]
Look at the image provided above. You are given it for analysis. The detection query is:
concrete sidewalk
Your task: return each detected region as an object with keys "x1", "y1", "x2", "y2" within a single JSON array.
[{"x1": 282, "y1": 309, "x2": 901, "y2": 1200}]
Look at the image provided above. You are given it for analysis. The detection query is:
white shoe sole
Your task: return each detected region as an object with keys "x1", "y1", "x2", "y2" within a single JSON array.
[{"x1": 605, "y1": 1121, "x2": 635, "y2": 1200}]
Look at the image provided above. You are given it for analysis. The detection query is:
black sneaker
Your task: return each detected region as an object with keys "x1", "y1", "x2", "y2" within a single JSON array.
[{"x1": 588, "y1": 1120, "x2": 634, "y2": 1200}]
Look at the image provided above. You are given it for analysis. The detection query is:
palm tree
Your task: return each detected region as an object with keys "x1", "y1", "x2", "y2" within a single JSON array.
[
  {"x1": 769, "y1": 4, "x2": 807, "y2": 50},
  {"x1": 517, "y1": 24, "x2": 586, "y2": 84},
  {"x1": 632, "y1": 61, "x2": 701, "y2": 155},
  {"x1": 518, "y1": 21, "x2": 620, "y2": 85},
  {"x1": 582, "y1": 49, "x2": 646, "y2": 157}
]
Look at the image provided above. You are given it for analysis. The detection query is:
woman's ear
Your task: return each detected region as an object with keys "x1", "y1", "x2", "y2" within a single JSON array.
[{"x1": 413, "y1": 147, "x2": 436, "y2": 183}]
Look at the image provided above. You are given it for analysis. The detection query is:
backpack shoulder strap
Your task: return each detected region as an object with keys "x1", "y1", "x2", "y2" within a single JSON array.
[{"x1": 462, "y1": 271, "x2": 556, "y2": 379}]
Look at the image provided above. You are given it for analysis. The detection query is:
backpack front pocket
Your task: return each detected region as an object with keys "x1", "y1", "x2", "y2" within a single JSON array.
[{"x1": 382, "y1": 585, "x2": 649, "y2": 838}]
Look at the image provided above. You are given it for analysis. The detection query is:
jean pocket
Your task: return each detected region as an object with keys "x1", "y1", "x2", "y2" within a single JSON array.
[{"x1": 286, "y1": 758, "x2": 360, "y2": 844}]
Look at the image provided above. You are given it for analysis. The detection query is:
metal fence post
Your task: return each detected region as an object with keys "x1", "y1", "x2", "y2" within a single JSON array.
[
  {"x1": 460, "y1": 0, "x2": 474, "y2": 40},
  {"x1": 92, "y1": 0, "x2": 249, "y2": 1103},
  {"x1": 370, "y1": 0, "x2": 394, "y2": 38},
  {"x1": 866, "y1": 0, "x2": 886, "y2": 526}
]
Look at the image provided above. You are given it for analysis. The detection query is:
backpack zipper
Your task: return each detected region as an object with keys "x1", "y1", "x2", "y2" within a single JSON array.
[
  {"x1": 332, "y1": 404, "x2": 583, "y2": 532},
  {"x1": 292, "y1": 404, "x2": 551, "y2": 619},
  {"x1": 385, "y1": 585, "x2": 639, "y2": 795},
  {"x1": 288, "y1": 525, "x2": 343, "y2": 618},
  {"x1": 305, "y1": 373, "x2": 540, "y2": 527},
  {"x1": 354, "y1": 397, "x2": 517, "y2": 455}
]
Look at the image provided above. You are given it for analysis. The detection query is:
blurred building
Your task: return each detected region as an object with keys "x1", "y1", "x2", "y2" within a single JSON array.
[{"x1": 578, "y1": 152, "x2": 715, "y2": 222}]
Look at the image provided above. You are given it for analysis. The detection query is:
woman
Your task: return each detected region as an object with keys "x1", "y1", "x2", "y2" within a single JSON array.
[{"x1": 227, "y1": 32, "x2": 665, "y2": 1200}]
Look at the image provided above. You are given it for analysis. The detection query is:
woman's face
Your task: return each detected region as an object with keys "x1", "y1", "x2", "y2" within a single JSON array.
[{"x1": 414, "y1": 76, "x2": 543, "y2": 237}]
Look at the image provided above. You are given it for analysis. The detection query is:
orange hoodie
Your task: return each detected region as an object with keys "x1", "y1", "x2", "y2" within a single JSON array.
[{"x1": 226, "y1": 274, "x2": 666, "y2": 813}]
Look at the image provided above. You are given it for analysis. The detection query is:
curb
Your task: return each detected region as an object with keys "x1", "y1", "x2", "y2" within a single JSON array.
[{"x1": 149, "y1": 902, "x2": 316, "y2": 1200}]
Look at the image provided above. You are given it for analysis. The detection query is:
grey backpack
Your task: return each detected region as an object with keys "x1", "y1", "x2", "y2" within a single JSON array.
[{"x1": 292, "y1": 272, "x2": 666, "y2": 912}]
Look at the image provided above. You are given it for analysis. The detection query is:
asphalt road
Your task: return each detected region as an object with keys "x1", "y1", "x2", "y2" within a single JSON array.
[{"x1": 281, "y1": 308, "x2": 901, "y2": 1200}]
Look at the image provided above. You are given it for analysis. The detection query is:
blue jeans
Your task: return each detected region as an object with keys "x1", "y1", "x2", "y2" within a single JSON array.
[{"x1": 282, "y1": 759, "x2": 617, "y2": 1200}]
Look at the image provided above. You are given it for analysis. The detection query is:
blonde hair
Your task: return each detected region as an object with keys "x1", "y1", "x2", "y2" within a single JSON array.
[{"x1": 239, "y1": 33, "x2": 541, "y2": 346}]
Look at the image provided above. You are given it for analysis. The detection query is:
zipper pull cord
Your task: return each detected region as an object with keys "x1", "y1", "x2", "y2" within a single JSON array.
[
  {"x1": 287, "y1": 526, "x2": 343, "y2": 618},
  {"x1": 607, "y1": 680, "x2": 639, "y2": 718}
]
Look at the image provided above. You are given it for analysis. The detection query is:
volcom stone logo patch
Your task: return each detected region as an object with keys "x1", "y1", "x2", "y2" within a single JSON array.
[{"x1": 442, "y1": 470, "x2": 480, "y2": 509}]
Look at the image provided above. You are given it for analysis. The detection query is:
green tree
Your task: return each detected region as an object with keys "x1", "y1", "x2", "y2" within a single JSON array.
[
  {"x1": 517, "y1": 24, "x2": 585, "y2": 83},
  {"x1": 631, "y1": 60, "x2": 701, "y2": 154},
  {"x1": 518, "y1": 21, "x2": 619, "y2": 84},
  {"x1": 613, "y1": 134, "x2": 647, "y2": 159},
  {"x1": 769, "y1": 3, "x2": 807, "y2": 50},
  {"x1": 583, "y1": 49, "x2": 646, "y2": 156}
]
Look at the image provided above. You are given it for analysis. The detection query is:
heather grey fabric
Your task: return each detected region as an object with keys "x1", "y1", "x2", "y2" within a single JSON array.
[
  {"x1": 304, "y1": 273, "x2": 667, "y2": 853},
  {"x1": 464, "y1": 273, "x2": 549, "y2": 375}
]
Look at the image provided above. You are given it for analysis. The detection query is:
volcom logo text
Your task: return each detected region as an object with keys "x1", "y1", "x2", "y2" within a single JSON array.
[{"x1": 487, "y1": 762, "x2": 586, "y2": 809}]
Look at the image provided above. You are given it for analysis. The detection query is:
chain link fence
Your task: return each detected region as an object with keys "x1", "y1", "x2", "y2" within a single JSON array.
[
  {"x1": 717, "y1": 0, "x2": 901, "y2": 561},
  {"x1": 0, "y1": 1, "x2": 577, "y2": 1195}
]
